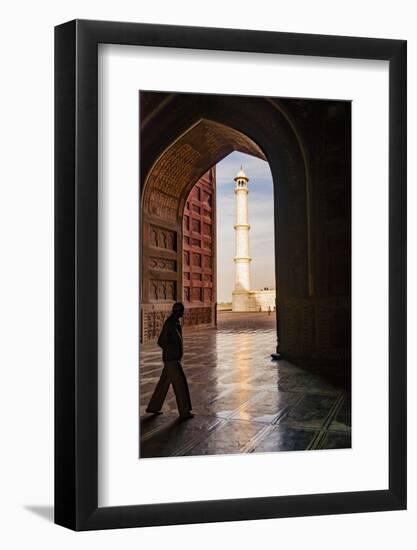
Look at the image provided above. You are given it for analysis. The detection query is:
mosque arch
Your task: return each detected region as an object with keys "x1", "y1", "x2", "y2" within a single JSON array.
[{"x1": 140, "y1": 92, "x2": 315, "y2": 364}]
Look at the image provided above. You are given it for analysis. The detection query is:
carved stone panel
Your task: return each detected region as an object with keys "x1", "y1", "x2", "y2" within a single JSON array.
[
  {"x1": 148, "y1": 190, "x2": 178, "y2": 221},
  {"x1": 192, "y1": 253, "x2": 201, "y2": 267},
  {"x1": 183, "y1": 306, "x2": 213, "y2": 327},
  {"x1": 149, "y1": 257, "x2": 177, "y2": 272},
  {"x1": 149, "y1": 225, "x2": 177, "y2": 251},
  {"x1": 150, "y1": 279, "x2": 177, "y2": 302},
  {"x1": 141, "y1": 303, "x2": 173, "y2": 342}
]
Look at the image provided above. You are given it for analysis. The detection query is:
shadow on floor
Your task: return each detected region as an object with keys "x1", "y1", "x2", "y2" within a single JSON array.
[{"x1": 24, "y1": 505, "x2": 54, "y2": 523}]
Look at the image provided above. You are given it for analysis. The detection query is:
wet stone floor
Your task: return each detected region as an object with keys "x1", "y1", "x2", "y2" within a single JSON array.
[{"x1": 139, "y1": 312, "x2": 351, "y2": 459}]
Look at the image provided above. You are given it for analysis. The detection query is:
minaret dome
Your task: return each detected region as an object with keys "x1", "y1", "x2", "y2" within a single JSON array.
[{"x1": 234, "y1": 166, "x2": 249, "y2": 188}]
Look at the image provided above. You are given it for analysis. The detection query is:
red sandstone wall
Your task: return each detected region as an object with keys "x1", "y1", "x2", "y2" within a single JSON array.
[{"x1": 182, "y1": 167, "x2": 217, "y2": 328}]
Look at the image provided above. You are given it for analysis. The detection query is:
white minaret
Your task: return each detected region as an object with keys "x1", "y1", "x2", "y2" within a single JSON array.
[{"x1": 232, "y1": 166, "x2": 251, "y2": 311}]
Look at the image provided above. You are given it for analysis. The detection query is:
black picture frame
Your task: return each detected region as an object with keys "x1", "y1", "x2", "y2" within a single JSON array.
[{"x1": 55, "y1": 19, "x2": 407, "y2": 531}]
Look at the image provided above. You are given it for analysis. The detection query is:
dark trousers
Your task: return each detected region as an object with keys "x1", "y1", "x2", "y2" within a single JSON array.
[{"x1": 147, "y1": 361, "x2": 192, "y2": 415}]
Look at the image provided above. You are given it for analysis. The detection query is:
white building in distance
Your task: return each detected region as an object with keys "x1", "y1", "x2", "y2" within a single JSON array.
[{"x1": 232, "y1": 167, "x2": 276, "y2": 312}]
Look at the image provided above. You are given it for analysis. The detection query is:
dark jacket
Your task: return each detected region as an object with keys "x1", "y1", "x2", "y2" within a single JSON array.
[{"x1": 157, "y1": 314, "x2": 183, "y2": 362}]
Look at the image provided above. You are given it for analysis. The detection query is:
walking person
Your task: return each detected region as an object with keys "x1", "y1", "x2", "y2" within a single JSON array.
[{"x1": 146, "y1": 302, "x2": 193, "y2": 420}]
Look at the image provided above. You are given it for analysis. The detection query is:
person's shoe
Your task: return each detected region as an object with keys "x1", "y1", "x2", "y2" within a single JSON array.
[
  {"x1": 179, "y1": 412, "x2": 194, "y2": 420},
  {"x1": 145, "y1": 408, "x2": 163, "y2": 415}
]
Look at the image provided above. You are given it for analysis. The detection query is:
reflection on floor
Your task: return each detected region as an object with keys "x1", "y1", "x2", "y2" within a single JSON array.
[{"x1": 139, "y1": 312, "x2": 351, "y2": 459}]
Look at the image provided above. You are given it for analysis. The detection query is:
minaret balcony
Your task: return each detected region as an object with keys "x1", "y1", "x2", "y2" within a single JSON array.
[
  {"x1": 233, "y1": 223, "x2": 251, "y2": 230},
  {"x1": 233, "y1": 256, "x2": 252, "y2": 262}
]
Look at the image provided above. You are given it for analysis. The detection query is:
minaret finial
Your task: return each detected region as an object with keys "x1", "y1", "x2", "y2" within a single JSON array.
[{"x1": 234, "y1": 166, "x2": 249, "y2": 183}]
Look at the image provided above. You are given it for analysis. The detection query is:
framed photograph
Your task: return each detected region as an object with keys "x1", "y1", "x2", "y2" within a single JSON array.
[{"x1": 55, "y1": 20, "x2": 406, "y2": 530}]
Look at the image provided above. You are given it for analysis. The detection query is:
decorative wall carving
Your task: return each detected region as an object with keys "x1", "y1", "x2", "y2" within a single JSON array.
[
  {"x1": 202, "y1": 191, "x2": 212, "y2": 206},
  {"x1": 141, "y1": 303, "x2": 173, "y2": 342},
  {"x1": 192, "y1": 287, "x2": 202, "y2": 301},
  {"x1": 149, "y1": 225, "x2": 177, "y2": 251},
  {"x1": 149, "y1": 257, "x2": 177, "y2": 271},
  {"x1": 148, "y1": 190, "x2": 178, "y2": 221},
  {"x1": 192, "y1": 253, "x2": 201, "y2": 267},
  {"x1": 142, "y1": 168, "x2": 217, "y2": 344},
  {"x1": 150, "y1": 279, "x2": 177, "y2": 302},
  {"x1": 204, "y1": 288, "x2": 212, "y2": 302},
  {"x1": 183, "y1": 306, "x2": 213, "y2": 327}
]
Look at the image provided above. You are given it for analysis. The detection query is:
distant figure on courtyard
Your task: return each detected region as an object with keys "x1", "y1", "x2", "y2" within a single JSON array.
[
  {"x1": 268, "y1": 306, "x2": 271, "y2": 316},
  {"x1": 146, "y1": 302, "x2": 193, "y2": 420}
]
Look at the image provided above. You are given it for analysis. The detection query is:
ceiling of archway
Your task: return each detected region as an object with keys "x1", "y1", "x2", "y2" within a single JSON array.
[{"x1": 143, "y1": 119, "x2": 266, "y2": 222}]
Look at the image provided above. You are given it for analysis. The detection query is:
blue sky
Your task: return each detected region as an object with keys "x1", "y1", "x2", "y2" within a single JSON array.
[{"x1": 215, "y1": 151, "x2": 276, "y2": 303}]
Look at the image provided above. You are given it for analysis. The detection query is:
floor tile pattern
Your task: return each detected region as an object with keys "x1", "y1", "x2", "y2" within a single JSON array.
[{"x1": 140, "y1": 313, "x2": 351, "y2": 458}]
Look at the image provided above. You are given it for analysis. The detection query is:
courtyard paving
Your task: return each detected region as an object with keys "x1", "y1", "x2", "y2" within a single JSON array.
[{"x1": 139, "y1": 312, "x2": 351, "y2": 458}]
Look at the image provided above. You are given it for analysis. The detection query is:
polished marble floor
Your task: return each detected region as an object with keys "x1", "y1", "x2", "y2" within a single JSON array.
[{"x1": 139, "y1": 312, "x2": 351, "y2": 458}]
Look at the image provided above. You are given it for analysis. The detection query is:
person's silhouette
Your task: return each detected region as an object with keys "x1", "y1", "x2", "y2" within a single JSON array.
[{"x1": 146, "y1": 302, "x2": 193, "y2": 420}]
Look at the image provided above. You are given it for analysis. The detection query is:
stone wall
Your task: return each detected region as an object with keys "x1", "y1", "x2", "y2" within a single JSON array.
[{"x1": 182, "y1": 168, "x2": 217, "y2": 329}]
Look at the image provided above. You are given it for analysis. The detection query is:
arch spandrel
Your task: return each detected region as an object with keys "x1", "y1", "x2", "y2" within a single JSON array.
[{"x1": 142, "y1": 119, "x2": 266, "y2": 223}]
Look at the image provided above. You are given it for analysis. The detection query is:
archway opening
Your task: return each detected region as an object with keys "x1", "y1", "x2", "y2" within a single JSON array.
[
  {"x1": 139, "y1": 91, "x2": 352, "y2": 458},
  {"x1": 181, "y1": 150, "x2": 276, "y2": 337},
  {"x1": 140, "y1": 118, "x2": 277, "y2": 344}
]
